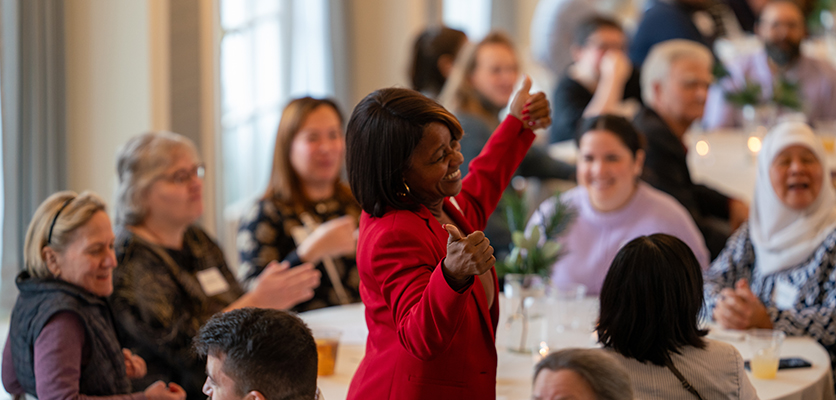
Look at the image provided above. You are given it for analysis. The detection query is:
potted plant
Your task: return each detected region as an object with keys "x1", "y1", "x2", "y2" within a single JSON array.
[{"x1": 497, "y1": 189, "x2": 575, "y2": 353}]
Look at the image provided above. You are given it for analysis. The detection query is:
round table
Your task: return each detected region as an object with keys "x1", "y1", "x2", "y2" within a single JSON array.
[{"x1": 301, "y1": 297, "x2": 834, "y2": 400}]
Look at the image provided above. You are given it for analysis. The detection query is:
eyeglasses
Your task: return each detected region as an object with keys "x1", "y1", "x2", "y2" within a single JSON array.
[{"x1": 159, "y1": 163, "x2": 205, "y2": 185}]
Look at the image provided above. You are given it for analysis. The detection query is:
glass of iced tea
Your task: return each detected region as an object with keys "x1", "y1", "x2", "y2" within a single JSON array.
[
  {"x1": 313, "y1": 328, "x2": 342, "y2": 376},
  {"x1": 746, "y1": 330, "x2": 785, "y2": 379}
]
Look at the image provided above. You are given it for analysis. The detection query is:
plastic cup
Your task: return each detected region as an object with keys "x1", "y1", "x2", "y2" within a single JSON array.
[
  {"x1": 548, "y1": 283, "x2": 587, "y2": 333},
  {"x1": 313, "y1": 328, "x2": 341, "y2": 376},
  {"x1": 747, "y1": 330, "x2": 786, "y2": 379}
]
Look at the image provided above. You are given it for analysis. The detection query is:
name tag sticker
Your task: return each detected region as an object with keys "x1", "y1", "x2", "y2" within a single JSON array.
[
  {"x1": 196, "y1": 268, "x2": 230, "y2": 297},
  {"x1": 773, "y1": 279, "x2": 800, "y2": 311}
]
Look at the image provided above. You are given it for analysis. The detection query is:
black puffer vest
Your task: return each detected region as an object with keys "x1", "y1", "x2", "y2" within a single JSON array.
[{"x1": 9, "y1": 271, "x2": 131, "y2": 396}]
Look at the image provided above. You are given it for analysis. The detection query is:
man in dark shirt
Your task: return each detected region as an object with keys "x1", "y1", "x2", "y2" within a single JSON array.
[
  {"x1": 634, "y1": 39, "x2": 749, "y2": 259},
  {"x1": 550, "y1": 16, "x2": 642, "y2": 143}
]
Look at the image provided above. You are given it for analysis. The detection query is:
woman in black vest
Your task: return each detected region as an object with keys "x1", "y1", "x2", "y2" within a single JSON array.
[{"x1": 1, "y1": 191, "x2": 185, "y2": 400}]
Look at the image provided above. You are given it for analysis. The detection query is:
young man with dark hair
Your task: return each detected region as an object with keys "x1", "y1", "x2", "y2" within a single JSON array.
[{"x1": 193, "y1": 308, "x2": 319, "y2": 400}]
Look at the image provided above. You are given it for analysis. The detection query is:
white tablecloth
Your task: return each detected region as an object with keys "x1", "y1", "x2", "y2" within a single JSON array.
[{"x1": 301, "y1": 297, "x2": 834, "y2": 400}]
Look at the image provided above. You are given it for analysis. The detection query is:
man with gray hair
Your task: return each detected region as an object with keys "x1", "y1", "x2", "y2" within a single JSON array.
[
  {"x1": 634, "y1": 39, "x2": 749, "y2": 259},
  {"x1": 532, "y1": 348, "x2": 633, "y2": 400}
]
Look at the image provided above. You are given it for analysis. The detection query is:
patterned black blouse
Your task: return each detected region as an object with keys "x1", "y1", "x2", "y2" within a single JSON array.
[
  {"x1": 111, "y1": 226, "x2": 243, "y2": 400},
  {"x1": 237, "y1": 189, "x2": 362, "y2": 312}
]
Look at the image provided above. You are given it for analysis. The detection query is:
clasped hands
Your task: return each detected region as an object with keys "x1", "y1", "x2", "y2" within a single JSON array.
[{"x1": 713, "y1": 278, "x2": 773, "y2": 330}]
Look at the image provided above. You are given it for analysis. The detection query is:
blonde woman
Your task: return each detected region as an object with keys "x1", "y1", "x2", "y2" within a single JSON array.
[{"x1": 2, "y1": 191, "x2": 185, "y2": 400}]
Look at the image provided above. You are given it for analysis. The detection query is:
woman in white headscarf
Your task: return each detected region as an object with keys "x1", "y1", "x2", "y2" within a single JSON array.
[{"x1": 705, "y1": 121, "x2": 836, "y2": 368}]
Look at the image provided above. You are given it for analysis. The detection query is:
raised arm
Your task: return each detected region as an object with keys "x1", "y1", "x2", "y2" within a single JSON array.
[{"x1": 455, "y1": 77, "x2": 548, "y2": 230}]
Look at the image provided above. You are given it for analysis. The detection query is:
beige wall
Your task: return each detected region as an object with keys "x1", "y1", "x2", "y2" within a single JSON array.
[
  {"x1": 348, "y1": 0, "x2": 431, "y2": 106},
  {"x1": 61, "y1": 0, "x2": 547, "y2": 230},
  {"x1": 64, "y1": 0, "x2": 154, "y2": 209}
]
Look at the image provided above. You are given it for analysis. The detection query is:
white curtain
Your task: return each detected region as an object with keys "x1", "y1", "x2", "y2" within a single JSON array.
[{"x1": 0, "y1": 0, "x2": 67, "y2": 311}]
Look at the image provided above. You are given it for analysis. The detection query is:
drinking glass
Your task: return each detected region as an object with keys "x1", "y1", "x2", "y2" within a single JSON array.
[
  {"x1": 747, "y1": 329, "x2": 786, "y2": 379},
  {"x1": 313, "y1": 328, "x2": 342, "y2": 376}
]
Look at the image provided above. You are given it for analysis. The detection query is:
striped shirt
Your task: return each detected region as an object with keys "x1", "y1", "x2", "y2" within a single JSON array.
[{"x1": 608, "y1": 340, "x2": 759, "y2": 399}]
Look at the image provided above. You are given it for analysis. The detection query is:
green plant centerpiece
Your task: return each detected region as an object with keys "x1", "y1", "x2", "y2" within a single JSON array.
[{"x1": 498, "y1": 189, "x2": 575, "y2": 353}]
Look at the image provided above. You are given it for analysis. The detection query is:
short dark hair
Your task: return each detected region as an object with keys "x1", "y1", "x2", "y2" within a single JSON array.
[
  {"x1": 346, "y1": 88, "x2": 463, "y2": 217},
  {"x1": 572, "y1": 15, "x2": 623, "y2": 47},
  {"x1": 597, "y1": 234, "x2": 707, "y2": 366},
  {"x1": 410, "y1": 26, "x2": 467, "y2": 96},
  {"x1": 576, "y1": 114, "x2": 645, "y2": 157},
  {"x1": 534, "y1": 348, "x2": 633, "y2": 400},
  {"x1": 193, "y1": 308, "x2": 317, "y2": 400}
]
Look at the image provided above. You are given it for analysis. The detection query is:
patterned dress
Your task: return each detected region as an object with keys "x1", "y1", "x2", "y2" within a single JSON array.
[
  {"x1": 704, "y1": 222, "x2": 836, "y2": 374},
  {"x1": 237, "y1": 190, "x2": 362, "y2": 312}
]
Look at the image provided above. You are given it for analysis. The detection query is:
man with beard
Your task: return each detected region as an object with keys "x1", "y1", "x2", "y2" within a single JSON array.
[
  {"x1": 704, "y1": 0, "x2": 836, "y2": 128},
  {"x1": 634, "y1": 39, "x2": 749, "y2": 259}
]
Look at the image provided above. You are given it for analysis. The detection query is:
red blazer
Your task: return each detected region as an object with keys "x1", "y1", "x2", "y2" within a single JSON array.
[{"x1": 347, "y1": 116, "x2": 535, "y2": 400}]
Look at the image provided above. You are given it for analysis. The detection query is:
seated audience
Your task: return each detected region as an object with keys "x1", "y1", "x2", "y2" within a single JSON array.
[
  {"x1": 110, "y1": 132, "x2": 320, "y2": 400},
  {"x1": 635, "y1": 39, "x2": 748, "y2": 259},
  {"x1": 630, "y1": 0, "x2": 726, "y2": 67},
  {"x1": 599, "y1": 234, "x2": 759, "y2": 400},
  {"x1": 532, "y1": 348, "x2": 633, "y2": 400},
  {"x1": 237, "y1": 97, "x2": 361, "y2": 312},
  {"x1": 550, "y1": 15, "x2": 642, "y2": 143},
  {"x1": 705, "y1": 121, "x2": 836, "y2": 374},
  {"x1": 410, "y1": 26, "x2": 468, "y2": 99},
  {"x1": 530, "y1": 115, "x2": 709, "y2": 294},
  {"x1": 2, "y1": 191, "x2": 185, "y2": 400},
  {"x1": 194, "y1": 308, "x2": 319, "y2": 400},
  {"x1": 439, "y1": 31, "x2": 573, "y2": 257},
  {"x1": 704, "y1": 0, "x2": 836, "y2": 129}
]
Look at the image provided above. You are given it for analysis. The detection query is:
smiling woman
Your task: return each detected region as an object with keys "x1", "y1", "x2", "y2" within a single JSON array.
[
  {"x1": 2, "y1": 191, "x2": 185, "y2": 400},
  {"x1": 529, "y1": 115, "x2": 709, "y2": 294},
  {"x1": 705, "y1": 123, "x2": 836, "y2": 377},
  {"x1": 110, "y1": 132, "x2": 321, "y2": 400},
  {"x1": 344, "y1": 80, "x2": 551, "y2": 400},
  {"x1": 236, "y1": 97, "x2": 361, "y2": 312}
]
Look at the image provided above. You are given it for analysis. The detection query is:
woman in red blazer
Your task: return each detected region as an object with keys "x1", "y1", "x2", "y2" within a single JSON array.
[{"x1": 344, "y1": 79, "x2": 551, "y2": 400}]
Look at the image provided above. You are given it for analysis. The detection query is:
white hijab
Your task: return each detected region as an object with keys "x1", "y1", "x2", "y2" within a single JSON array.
[{"x1": 750, "y1": 121, "x2": 836, "y2": 275}]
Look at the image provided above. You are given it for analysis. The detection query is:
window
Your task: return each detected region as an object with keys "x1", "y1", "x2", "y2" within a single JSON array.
[
  {"x1": 219, "y1": 0, "x2": 333, "y2": 209},
  {"x1": 443, "y1": 0, "x2": 492, "y2": 40}
]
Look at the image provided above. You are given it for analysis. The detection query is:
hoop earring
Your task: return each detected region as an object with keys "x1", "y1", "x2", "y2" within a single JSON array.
[{"x1": 398, "y1": 181, "x2": 411, "y2": 197}]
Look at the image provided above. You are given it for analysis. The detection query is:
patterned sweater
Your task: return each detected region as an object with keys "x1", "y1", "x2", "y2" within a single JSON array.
[{"x1": 704, "y1": 222, "x2": 836, "y2": 372}]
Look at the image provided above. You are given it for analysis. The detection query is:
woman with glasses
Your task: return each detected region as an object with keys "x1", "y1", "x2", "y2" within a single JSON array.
[{"x1": 110, "y1": 132, "x2": 320, "y2": 400}]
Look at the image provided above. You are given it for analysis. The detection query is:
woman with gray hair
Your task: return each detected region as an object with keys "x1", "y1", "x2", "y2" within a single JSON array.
[
  {"x1": 533, "y1": 348, "x2": 633, "y2": 400},
  {"x1": 110, "y1": 131, "x2": 320, "y2": 400},
  {"x1": 2, "y1": 191, "x2": 185, "y2": 400}
]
